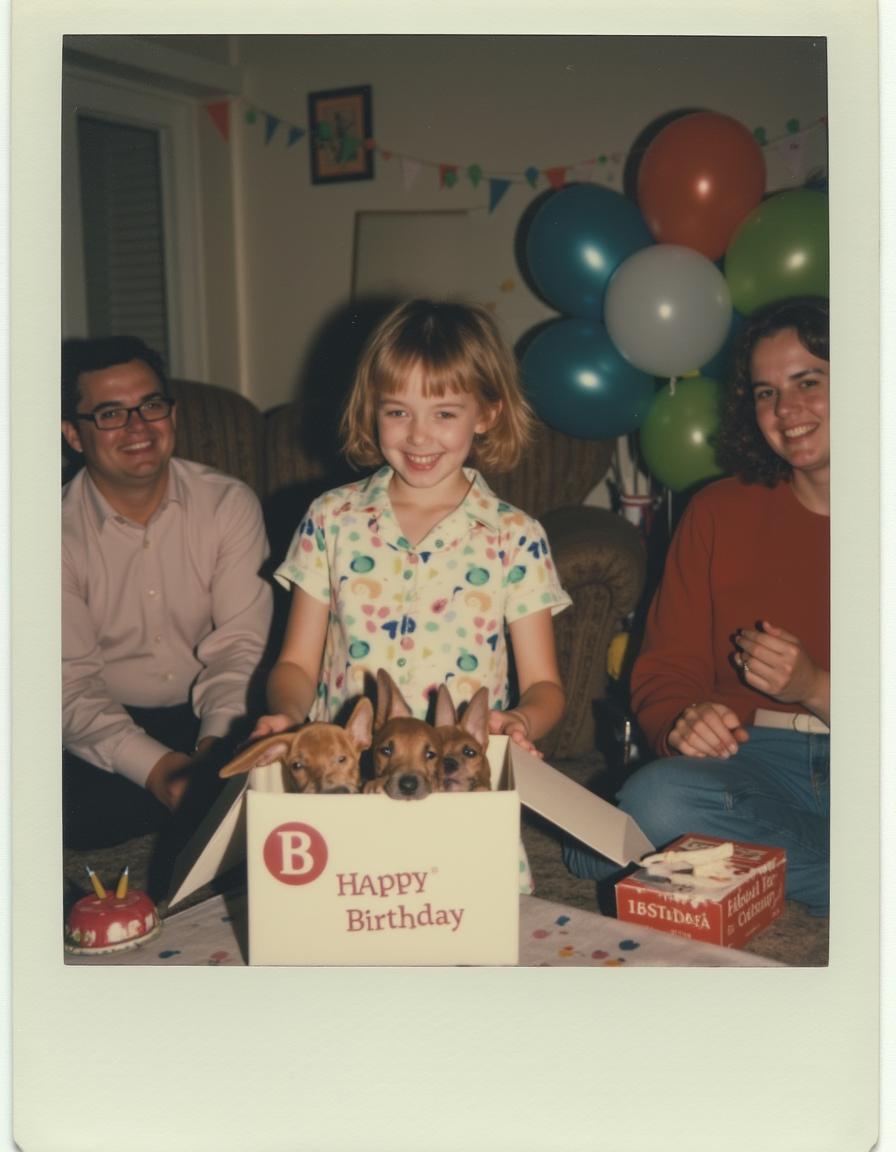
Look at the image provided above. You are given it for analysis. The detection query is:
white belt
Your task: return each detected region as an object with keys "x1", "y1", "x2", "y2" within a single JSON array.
[{"x1": 754, "y1": 708, "x2": 829, "y2": 735}]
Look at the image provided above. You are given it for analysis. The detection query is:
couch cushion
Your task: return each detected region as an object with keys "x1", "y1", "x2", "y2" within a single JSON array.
[{"x1": 169, "y1": 378, "x2": 265, "y2": 495}]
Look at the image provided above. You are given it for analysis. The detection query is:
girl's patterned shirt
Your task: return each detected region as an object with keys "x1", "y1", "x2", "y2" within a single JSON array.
[{"x1": 274, "y1": 466, "x2": 572, "y2": 722}]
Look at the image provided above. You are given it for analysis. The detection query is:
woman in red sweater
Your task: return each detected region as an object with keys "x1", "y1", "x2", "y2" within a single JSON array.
[{"x1": 565, "y1": 297, "x2": 830, "y2": 915}]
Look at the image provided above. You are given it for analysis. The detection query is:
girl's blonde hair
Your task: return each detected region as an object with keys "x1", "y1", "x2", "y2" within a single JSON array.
[{"x1": 340, "y1": 299, "x2": 534, "y2": 473}]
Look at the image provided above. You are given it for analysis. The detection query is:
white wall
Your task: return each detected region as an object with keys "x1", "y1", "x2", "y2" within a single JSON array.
[{"x1": 212, "y1": 34, "x2": 827, "y2": 412}]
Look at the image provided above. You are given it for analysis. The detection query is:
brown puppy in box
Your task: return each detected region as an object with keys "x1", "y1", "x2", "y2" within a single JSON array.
[
  {"x1": 217, "y1": 697, "x2": 373, "y2": 793},
  {"x1": 364, "y1": 670, "x2": 444, "y2": 800},
  {"x1": 434, "y1": 684, "x2": 492, "y2": 792}
]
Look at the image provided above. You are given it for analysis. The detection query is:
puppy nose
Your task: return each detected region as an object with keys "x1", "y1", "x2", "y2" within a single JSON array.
[
  {"x1": 443, "y1": 758, "x2": 458, "y2": 773},
  {"x1": 398, "y1": 774, "x2": 420, "y2": 795}
]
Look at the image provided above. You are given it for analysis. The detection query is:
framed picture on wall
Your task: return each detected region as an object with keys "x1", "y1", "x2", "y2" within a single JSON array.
[{"x1": 308, "y1": 84, "x2": 374, "y2": 184}]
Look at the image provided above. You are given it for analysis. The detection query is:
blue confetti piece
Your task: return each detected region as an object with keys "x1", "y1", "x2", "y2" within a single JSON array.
[
  {"x1": 618, "y1": 939, "x2": 640, "y2": 951},
  {"x1": 556, "y1": 915, "x2": 570, "y2": 926},
  {"x1": 159, "y1": 949, "x2": 181, "y2": 959}
]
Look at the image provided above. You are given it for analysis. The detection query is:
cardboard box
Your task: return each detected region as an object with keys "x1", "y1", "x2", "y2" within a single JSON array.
[
  {"x1": 615, "y1": 834, "x2": 786, "y2": 949},
  {"x1": 167, "y1": 736, "x2": 655, "y2": 966}
]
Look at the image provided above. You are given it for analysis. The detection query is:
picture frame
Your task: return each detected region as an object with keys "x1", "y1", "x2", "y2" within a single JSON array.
[{"x1": 308, "y1": 84, "x2": 374, "y2": 184}]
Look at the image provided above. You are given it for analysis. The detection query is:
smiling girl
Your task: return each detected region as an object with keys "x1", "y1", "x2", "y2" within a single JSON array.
[{"x1": 253, "y1": 299, "x2": 571, "y2": 753}]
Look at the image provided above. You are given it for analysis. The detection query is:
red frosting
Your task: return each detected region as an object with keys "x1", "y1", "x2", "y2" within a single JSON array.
[{"x1": 65, "y1": 889, "x2": 160, "y2": 951}]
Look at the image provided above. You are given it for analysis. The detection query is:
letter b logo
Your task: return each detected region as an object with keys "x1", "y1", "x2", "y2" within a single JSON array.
[{"x1": 263, "y1": 822, "x2": 328, "y2": 885}]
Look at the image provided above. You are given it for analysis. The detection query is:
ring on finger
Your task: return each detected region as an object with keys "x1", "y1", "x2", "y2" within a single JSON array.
[{"x1": 742, "y1": 656, "x2": 751, "y2": 674}]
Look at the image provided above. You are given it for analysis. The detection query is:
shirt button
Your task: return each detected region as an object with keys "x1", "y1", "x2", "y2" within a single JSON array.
[
  {"x1": 147, "y1": 588, "x2": 157, "y2": 597},
  {"x1": 163, "y1": 672, "x2": 174, "y2": 681},
  {"x1": 143, "y1": 537, "x2": 151, "y2": 549},
  {"x1": 154, "y1": 634, "x2": 162, "y2": 644}
]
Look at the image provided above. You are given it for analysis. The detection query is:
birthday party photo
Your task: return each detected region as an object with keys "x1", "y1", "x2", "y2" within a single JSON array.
[{"x1": 55, "y1": 32, "x2": 838, "y2": 972}]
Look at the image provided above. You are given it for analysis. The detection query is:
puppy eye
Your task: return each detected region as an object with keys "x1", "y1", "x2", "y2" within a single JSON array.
[
  {"x1": 463, "y1": 746, "x2": 476, "y2": 758},
  {"x1": 425, "y1": 747, "x2": 436, "y2": 760},
  {"x1": 379, "y1": 743, "x2": 393, "y2": 757},
  {"x1": 336, "y1": 755, "x2": 346, "y2": 764},
  {"x1": 290, "y1": 761, "x2": 305, "y2": 771}
]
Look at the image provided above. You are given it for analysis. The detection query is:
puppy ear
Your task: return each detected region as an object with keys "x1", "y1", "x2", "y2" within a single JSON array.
[
  {"x1": 375, "y1": 668, "x2": 412, "y2": 724},
  {"x1": 218, "y1": 734, "x2": 295, "y2": 778},
  {"x1": 345, "y1": 697, "x2": 374, "y2": 749},
  {"x1": 434, "y1": 683, "x2": 457, "y2": 728},
  {"x1": 460, "y1": 688, "x2": 490, "y2": 748}
]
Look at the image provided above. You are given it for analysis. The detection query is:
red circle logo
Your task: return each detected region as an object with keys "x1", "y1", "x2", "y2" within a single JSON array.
[{"x1": 262, "y1": 822, "x2": 328, "y2": 885}]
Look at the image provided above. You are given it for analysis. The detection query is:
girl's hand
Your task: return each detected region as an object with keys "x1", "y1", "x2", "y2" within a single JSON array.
[
  {"x1": 248, "y1": 713, "x2": 296, "y2": 741},
  {"x1": 735, "y1": 621, "x2": 828, "y2": 715},
  {"x1": 488, "y1": 708, "x2": 543, "y2": 758},
  {"x1": 668, "y1": 702, "x2": 749, "y2": 759}
]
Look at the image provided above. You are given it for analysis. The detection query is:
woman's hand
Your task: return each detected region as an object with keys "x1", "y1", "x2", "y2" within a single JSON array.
[
  {"x1": 248, "y1": 713, "x2": 296, "y2": 741},
  {"x1": 735, "y1": 621, "x2": 829, "y2": 721},
  {"x1": 488, "y1": 709, "x2": 543, "y2": 758},
  {"x1": 668, "y1": 702, "x2": 749, "y2": 759}
]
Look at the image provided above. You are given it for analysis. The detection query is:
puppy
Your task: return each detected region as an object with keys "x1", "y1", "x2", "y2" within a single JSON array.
[
  {"x1": 218, "y1": 697, "x2": 373, "y2": 794},
  {"x1": 364, "y1": 670, "x2": 444, "y2": 800},
  {"x1": 434, "y1": 685, "x2": 492, "y2": 793}
]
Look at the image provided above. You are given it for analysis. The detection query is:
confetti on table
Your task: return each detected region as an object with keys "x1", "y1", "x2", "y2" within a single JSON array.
[
  {"x1": 618, "y1": 939, "x2": 640, "y2": 951},
  {"x1": 159, "y1": 950, "x2": 181, "y2": 959}
]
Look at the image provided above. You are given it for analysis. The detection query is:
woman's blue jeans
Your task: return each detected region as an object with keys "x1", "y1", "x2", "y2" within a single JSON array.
[{"x1": 564, "y1": 727, "x2": 830, "y2": 916}]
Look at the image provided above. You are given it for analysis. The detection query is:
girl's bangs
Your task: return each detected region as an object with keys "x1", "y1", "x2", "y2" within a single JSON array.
[{"x1": 373, "y1": 350, "x2": 474, "y2": 400}]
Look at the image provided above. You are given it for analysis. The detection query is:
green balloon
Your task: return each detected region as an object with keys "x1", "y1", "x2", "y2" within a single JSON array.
[
  {"x1": 641, "y1": 376, "x2": 725, "y2": 493},
  {"x1": 724, "y1": 189, "x2": 829, "y2": 314}
]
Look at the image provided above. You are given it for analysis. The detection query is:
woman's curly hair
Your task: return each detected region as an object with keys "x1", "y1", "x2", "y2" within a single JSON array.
[{"x1": 715, "y1": 296, "x2": 829, "y2": 485}]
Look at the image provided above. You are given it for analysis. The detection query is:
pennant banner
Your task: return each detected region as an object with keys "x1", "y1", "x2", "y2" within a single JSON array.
[
  {"x1": 204, "y1": 101, "x2": 230, "y2": 142},
  {"x1": 214, "y1": 96, "x2": 827, "y2": 215}
]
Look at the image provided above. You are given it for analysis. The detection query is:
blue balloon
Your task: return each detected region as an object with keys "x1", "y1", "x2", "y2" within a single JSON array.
[
  {"x1": 525, "y1": 184, "x2": 653, "y2": 319},
  {"x1": 520, "y1": 318, "x2": 656, "y2": 439}
]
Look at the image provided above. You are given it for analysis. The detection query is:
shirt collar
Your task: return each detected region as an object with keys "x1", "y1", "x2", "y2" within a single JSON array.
[
  {"x1": 349, "y1": 466, "x2": 502, "y2": 549},
  {"x1": 80, "y1": 461, "x2": 178, "y2": 530}
]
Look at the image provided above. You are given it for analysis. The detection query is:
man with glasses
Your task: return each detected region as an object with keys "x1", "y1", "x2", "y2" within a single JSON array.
[{"x1": 61, "y1": 336, "x2": 273, "y2": 859}]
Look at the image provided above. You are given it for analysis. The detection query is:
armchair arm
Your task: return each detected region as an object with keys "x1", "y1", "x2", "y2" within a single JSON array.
[{"x1": 537, "y1": 506, "x2": 646, "y2": 759}]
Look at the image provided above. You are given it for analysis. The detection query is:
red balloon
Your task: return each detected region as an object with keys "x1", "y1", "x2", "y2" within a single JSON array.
[{"x1": 637, "y1": 112, "x2": 766, "y2": 261}]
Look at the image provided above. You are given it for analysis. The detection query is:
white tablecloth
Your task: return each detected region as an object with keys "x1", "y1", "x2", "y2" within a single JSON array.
[{"x1": 65, "y1": 890, "x2": 782, "y2": 967}]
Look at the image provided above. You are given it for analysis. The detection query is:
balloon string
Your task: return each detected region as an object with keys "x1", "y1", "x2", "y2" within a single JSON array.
[{"x1": 669, "y1": 376, "x2": 677, "y2": 397}]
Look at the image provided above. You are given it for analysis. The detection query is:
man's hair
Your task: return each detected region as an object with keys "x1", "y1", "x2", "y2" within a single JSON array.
[
  {"x1": 61, "y1": 335, "x2": 169, "y2": 422},
  {"x1": 715, "y1": 296, "x2": 829, "y2": 485},
  {"x1": 339, "y1": 299, "x2": 534, "y2": 473}
]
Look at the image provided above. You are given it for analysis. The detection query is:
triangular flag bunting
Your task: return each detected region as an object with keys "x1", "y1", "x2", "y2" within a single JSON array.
[
  {"x1": 776, "y1": 135, "x2": 807, "y2": 181},
  {"x1": 488, "y1": 178, "x2": 512, "y2": 213},
  {"x1": 401, "y1": 158, "x2": 422, "y2": 189},
  {"x1": 545, "y1": 166, "x2": 568, "y2": 190},
  {"x1": 205, "y1": 101, "x2": 230, "y2": 142},
  {"x1": 287, "y1": 126, "x2": 306, "y2": 147},
  {"x1": 524, "y1": 165, "x2": 540, "y2": 188},
  {"x1": 439, "y1": 164, "x2": 459, "y2": 188},
  {"x1": 467, "y1": 164, "x2": 483, "y2": 187},
  {"x1": 265, "y1": 115, "x2": 281, "y2": 145}
]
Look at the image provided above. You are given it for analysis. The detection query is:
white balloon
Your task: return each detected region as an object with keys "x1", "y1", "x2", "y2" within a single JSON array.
[{"x1": 604, "y1": 244, "x2": 733, "y2": 377}]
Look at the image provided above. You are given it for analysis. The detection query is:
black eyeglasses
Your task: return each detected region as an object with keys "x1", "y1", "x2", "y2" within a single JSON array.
[{"x1": 74, "y1": 396, "x2": 176, "y2": 431}]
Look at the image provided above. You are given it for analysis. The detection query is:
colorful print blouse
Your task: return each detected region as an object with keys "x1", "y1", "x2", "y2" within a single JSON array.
[{"x1": 274, "y1": 466, "x2": 572, "y2": 722}]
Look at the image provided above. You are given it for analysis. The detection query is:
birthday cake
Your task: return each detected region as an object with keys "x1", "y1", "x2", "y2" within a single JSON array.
[{"x1": 64, "y1": 877, "x2": 161, "y2": 955}]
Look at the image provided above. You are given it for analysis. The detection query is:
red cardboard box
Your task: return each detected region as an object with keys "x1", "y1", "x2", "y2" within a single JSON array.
[{"x1": 615, "y1": 834, "x2": 786, "y2": 950}]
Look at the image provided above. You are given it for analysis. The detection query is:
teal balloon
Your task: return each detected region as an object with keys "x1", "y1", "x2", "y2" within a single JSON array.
[
  {"x1": 640, "y1": 376, "x2": 725, "y2": 492},
  {"x1": 520, "y1": 318, "x2": 656, "y2": 439},
  {"x1": 525, "y1": 184, "x2": 653, "y2": 318},
  {"x1": 724, "y1": 189, "x2": 829, "y2": 314}
]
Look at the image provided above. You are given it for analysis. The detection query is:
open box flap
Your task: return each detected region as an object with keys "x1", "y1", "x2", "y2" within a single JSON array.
[
  {"x1": 166, "y1": 759, "x2": 289, "y2": 909},
  {"x1": 508, "y1": 741, "x2": 655, "y2": 866}
]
